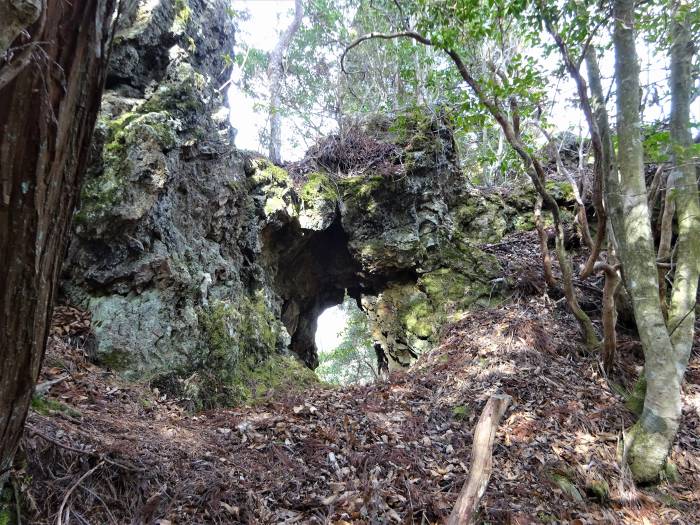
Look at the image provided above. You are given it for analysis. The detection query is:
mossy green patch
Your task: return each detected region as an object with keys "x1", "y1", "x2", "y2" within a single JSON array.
[
  {"x1": 197, "y1": 292, "x2": 279, "y2": 368},
  {"x1": 249, "y1": 158, "x2": 289, "y2": 186},
  {"x1": 626, "y1": 375, "x2": 646, "y2": 416},
  {"x1": 452, "y1": 405, "x2": 470, "y2": 420},
  {"x1": 181, "y1": 291, "x2": 295, "y2": 409},
  {"x1": 549, "y1": 471, "x2": 584, "y2": 502},
  {"x1": 0, "y1": 488, "x2": 13, "y2": 525},
  {"x1": 31, "y1": 396, "x2": 81, "y2": 418},
  {"x1": 420, "y1": 268, "x2": 471, "y2": 303},
  {"x1": 586, "y1": 479, "x2": 610, "y2": 502},
  {"x1": 96, "y1": 347, "x2": 133, "y2": 371},
  {"x1": 141, "y1": 63, "x2": 206, "y2": 115},
  {"x1": 338, "y1": 174, "x2": 383, "y2": 205},
  {"x1": 387, "y1": 106, "x2": 447, "y2": 153},
  {"x1": 452, "y1": 193, "x2": 509, "y2": 243},
  {"x1": 75, "y1": 168, "x2": 124, "y2": 226},
  {"x1": 545, "y1": 179, "x2": 575, "y2": 203},
  {"x1": 300, "y1": 172, "x2": 338, "y2": 203},
  {"x1": 625, "y1": 420, "x2": 669, "y2": 483},
  {"x1": 662, "y1": 461, "x2": 679, "y2": 483},
  {"x1": 75, "y1": 111, "x2": 176, "y2": 226},
  {"x1": 232, "y1": 354, "x2": 319, "y2": 404},
  {"x1": 173, "y1": 0, "x2": 192, "y2": 32},
  {"x1": 512, "y1": 212, "x2": 536, "y2": 231},
  {"x1": 400, "y1": 293, "x2": 434, "y2": 339}
]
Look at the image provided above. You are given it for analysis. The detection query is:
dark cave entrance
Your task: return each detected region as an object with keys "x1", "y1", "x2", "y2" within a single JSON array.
[
  {"x1": 261, "y1": 208, "x2": 416, "y2": 374},
  {"x1": 262, "y1": 215, "x2": 367, "y2": 369}
]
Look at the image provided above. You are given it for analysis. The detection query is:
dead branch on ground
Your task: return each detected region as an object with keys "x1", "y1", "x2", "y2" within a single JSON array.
[{"x1": 447, "y1": 393, "x2": 511, "y2": 525}]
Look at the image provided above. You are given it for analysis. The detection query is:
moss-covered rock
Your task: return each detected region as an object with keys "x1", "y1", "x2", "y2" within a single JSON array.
[
  {"x1": 545, "y1": 179, "x2": 576, "y2": 203},
  {"x1": 75, "y1": 110, "x2": 177, "y2": 231},
  {"x1": 299, "y1": 172, "x2": 338, "y2": 230},
  {"x1": 168, "y1": 291, "x2": 294, "y2": 408},
  {"x1": 452, "y1": 190, "x2": 511, "y2": 243}
]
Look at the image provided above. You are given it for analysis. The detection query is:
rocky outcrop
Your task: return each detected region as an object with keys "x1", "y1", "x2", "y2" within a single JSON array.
[
  {"x1": 244, "y1": 112, "x2": 524, "y2": 369},
  {"x1": 61, "y1": 0, "x2": 564, "y2": 404},
  {"x1": 61, "y1": 0, "x2": 294, "y2": 396}
]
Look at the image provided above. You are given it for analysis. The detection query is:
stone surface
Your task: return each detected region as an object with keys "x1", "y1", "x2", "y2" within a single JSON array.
[
  {"x1": 62, "y1": 1, "x2": 554, "y2": 400},
  {"x1": 62, "y1": 0, "x2": 294, "y2": 395}
]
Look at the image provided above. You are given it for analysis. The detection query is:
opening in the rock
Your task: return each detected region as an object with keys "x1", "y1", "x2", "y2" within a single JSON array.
[{"x1": 315, "y1": 295, "x2": 377, "y2": 385}]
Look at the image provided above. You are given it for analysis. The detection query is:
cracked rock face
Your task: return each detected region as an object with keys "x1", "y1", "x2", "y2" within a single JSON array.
[
  {"x1": 61, "y1": 0, "x2": 284, "y2": 381},
  {"x1": 234, "y1": 112, "x2": 514, "y2": 370},
  {"x1": 61, "y1": 1, "x2": 542, "y2": 390},
  {"x1": 0, "y1": 0, "x2": 42, "y2": 55}
]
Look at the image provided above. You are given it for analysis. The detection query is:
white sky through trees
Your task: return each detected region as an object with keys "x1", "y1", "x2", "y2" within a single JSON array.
[{"x1": 228, "y1": 1, "x2": 697, "y2": 159}]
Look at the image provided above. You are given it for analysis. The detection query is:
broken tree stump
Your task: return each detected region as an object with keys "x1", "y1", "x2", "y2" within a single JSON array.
[{"x1": 447, "y1": 392, "x2": 512, "y2": 525}]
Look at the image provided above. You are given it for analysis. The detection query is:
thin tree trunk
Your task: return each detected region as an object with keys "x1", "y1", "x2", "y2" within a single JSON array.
[
  {"x1": 267, "y1": 0, "x2": 303, "y2": 164},
  {"x1": 595, "y1": 262, "x2": 620, "y2": 373},
  {"x1": 585, "y1": 46, "x2": 625, "y2": 366},
  {"x1": 443, "y1": 50, "x2": 599, "y2": 349},
  {"x1": 666, "y1": 2, "x2": 700, "y2": 361},
  {"x1": 534, "y1": 195, "x2": 557, "y2": 288},
  {"x1": 656, "y1": 171, "x2": 677, "y2": 318},
  {"x1": 540, "y1": 12, "x2": 607, "y2": 279},
  {"x1": 612, "y1": 0, "x2": 696, "y2": 482},
  {"x1": 0, "y1": 0, "x2": 117, "y2": 487}
]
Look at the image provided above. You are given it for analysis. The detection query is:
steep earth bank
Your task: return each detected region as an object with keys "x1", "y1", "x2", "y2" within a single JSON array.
[{"x1": 22, "y1": 241, "x2": 700, "y2": 523}]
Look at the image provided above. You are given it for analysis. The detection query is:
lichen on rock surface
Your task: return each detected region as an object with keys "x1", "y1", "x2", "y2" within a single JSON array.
[
  {"x1": 62, "y1": 0, "x2": 293, "y2": 401},
  {"x1": 63, "y1": 16, "x2": 540, "y2": 409}
]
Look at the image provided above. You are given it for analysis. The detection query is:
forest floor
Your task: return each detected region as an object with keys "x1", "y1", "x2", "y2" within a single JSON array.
[{"x1": 18, "y1": 231, "x2": 700, "y2": 524}]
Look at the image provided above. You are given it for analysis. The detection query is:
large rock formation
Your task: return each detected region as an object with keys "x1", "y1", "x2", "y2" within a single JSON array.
[
  {"x1": 256, "y1": 112, "x2": 512, "y2": 369},
  {"x1": 61, "y1": 0, "x2": 563, "y2": 406},
  {"x1": 61, "y1": 0, "x2": 297, "y2": 402}
]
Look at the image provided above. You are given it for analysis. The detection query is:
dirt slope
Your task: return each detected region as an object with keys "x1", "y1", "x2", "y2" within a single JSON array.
[{"x1": 17, "y1": 235, "x2": 700, "y2": 525}]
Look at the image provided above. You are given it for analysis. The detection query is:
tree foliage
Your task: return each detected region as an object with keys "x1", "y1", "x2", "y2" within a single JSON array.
[{"x1": 316, "y1": 297, "x2": 377, "y2": 385}]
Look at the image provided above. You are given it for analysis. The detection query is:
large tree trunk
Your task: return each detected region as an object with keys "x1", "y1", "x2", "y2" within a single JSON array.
[
  {"x1": 612, "y1": 0, "x2": 697, "y2": 482},
  {"x1": 0, "y1": 0, "x2": 117, "y2": 487},
  {"x1": 267, "y1": 0, "x2": 303, "y2": 164}
]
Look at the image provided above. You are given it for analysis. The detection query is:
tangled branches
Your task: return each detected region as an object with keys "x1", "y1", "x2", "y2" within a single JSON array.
[{"x1": 287, "y1": 121, "x2": 403, "y2": 182}]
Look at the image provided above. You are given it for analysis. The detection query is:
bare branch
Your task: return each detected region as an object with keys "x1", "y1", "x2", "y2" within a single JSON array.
[
  {"x1": 341, "y1": 31, "x2": 432, "y2": 75},
  {"x1": 447, "y1": 393, "x2": 511, "y2": 524}
]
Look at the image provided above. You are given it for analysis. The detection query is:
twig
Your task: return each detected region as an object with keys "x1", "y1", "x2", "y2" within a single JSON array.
[
  {"x1": 34, "y1": 375, "x2": 70, "y2": 397},
  {"x1": 447, "y1": 393, "x2": 511, "y2": 525},
  {"x1": 26, "y1": 424, "x2": 145, "y2": 472},
  {"x1": 668, "y1": 306, "x2": 695, "y2": 339},
  {"x1": 57, "y1": 461, "x2": 104, "y2": 525},
  {"x1": 79, "y1": 485, "x2": 119, "y2": 525}
]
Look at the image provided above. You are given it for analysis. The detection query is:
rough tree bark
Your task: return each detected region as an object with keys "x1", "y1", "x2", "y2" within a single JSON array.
[
  {"x1": 267, "y1": 0, "x2": 303, "y2": 164},
  {"x1": 665, "y1": 3, "x2": 700, "y2": 376},
  {"x1": 0, "y1": 0, "x2": 117, "y2": 487},
  {"x1": 613, "y1": 0, "x2": 698, "y2": 482}
]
